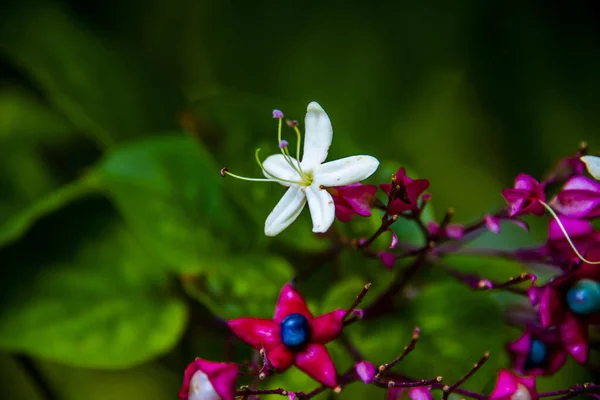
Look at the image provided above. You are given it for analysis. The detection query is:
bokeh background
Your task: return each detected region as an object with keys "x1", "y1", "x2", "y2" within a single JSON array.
[{"x1": 1, "y1": 0, "x2": 599, "y2": 399}]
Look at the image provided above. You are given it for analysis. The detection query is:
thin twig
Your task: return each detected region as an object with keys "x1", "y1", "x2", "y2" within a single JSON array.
[
  {"x1": 376, "y1": 327, "x2": 421, "y2": 376},
  {"x1": 344, "y1": 282, "x2": 372, "y2": 320},
  {"x1": 375, "y1": 376, "x2": 443, "y2": 389},
  {"x1": 442, "y1": 352, "x2": 490, "y2": 400}
]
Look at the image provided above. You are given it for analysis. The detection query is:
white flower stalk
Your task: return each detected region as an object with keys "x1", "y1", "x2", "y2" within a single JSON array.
[
  {"x1": 222, "y1": 101, "x2": 379, "y2": 236},
  {"x1": 581, "y1": 155, "x2": 600, "y2": 180}
]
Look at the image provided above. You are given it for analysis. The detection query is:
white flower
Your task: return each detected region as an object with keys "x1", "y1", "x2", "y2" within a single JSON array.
[
  {"x1": 581, "y1": 155, "x2": 600, "y2": 180},
  {"x1": 188, "y1": 370, "x2": 220, "y2": 400},
  {"x1": 223, "y1": 101, "x2": 379, "y2": 237}
]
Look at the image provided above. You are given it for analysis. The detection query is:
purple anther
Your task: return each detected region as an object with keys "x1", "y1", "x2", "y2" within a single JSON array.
[
  {"x1": 272, "y1": 109, "x2": 284, "y2": 119},
  {"x1": 279, "y1": 140, "x2": 289, "y2": 149}
]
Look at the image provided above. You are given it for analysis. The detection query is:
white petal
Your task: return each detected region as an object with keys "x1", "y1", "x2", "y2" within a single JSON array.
[
  {"x1": 314, "y1": 155, "x2": 380, "y2": 187},
  {"x1": 188, "y1": 370, "x2": 220, "y2": 400},
  {"x1": 510, "y1": 384, "x2": 532, "y2": 400},
  {"x1": 304, "y1": 184, "x2": 335, "y2": 233},
  {"x1": 262, "y1": 154, "x2": 303, "y2": 184},
  {"x1": 302, "y1": 101, "x2": 333, "y2": 169},
  {"x1": 581, "y1": 156, "x2": 600, "y2": 180},
  {"x1": 265, "y1": 187, "x2": 307, "y2": 236}
]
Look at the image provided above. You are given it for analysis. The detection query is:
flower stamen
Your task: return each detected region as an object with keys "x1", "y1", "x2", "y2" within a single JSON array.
[{"x1": 276, "y1": 117, "x2": 306, "y2": 178}]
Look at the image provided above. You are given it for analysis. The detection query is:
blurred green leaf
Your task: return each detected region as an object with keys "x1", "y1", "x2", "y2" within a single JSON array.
[
  {"x1": 0, "y1": 86, "x2": 73, "y2": 143},
  {"x1": 321, "y1": 276, "x2": 368, "y2": 315},
  {"x1": 36, "y1": 359, "x2": 180, "y2": 400},
  {"x1": 407, "y1": 282, "x2": 507, "y2": 390},
  {"x1": 0, "y1": 179, "x2": 93, "y2": 248},
  {"x1": 92, "y1": 135, "x2": 259, "y2": 273},
  {"x1": 0, "y1": 354, "x2": 45, "y2": 400},
  {"x1": 348, "y1": 282, "x2": 506, "y2": 392},
  {"x1": 0, "y1": 87, "x2": 97, "y2": 248},
  {"x1": 443, "y1": 254, "x2": 525, "y2": 283},
  {"x1": 320, "y1": 276, "x2": 388, "y2": 317},
  {"x1": 0, "y1": 0, "x2": 182, "y2": 147},
  {"x1": 188, "y1": 255, "x2": 294, "y2": 319},
  {"x1": 0, "y1": 223, "x2": 188, "y2": 368}
]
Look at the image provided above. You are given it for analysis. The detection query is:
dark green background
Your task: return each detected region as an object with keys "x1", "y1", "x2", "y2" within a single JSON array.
[{"x1": 0, "y1": 0, "x2": 598, "y2": 399}]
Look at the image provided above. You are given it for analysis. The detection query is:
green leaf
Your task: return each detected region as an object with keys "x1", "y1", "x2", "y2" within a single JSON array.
[
  {"x1": 0, "y1": 86, "x2": 98, "y2": 248},
  {"x1": 0, "y1": 223, "x2": 188, "y2": 368},
  {"x1": 0, "y1": 354, "x2": 45, "y2": 400},
  {"x1": 35, "y1": 360, "x2": 180, "y2": 400},
  {"x1": 0, "y1": 0, "x2": 182, "y2": 147},
  {"x1": 0, "y1": 179, "x2": 93, "y2": 248},
  {"x1": 0, "y1": 86, "x2": 73, "y2": 143},
  {"x1": 407, "y1": 282, "x2": 507, "y2": 390},
  {"x1": 348, "y1": 282, "x2": 506, "y2": 392},
  {"x1": 443, "y1": 254, "x2": 525, "y2": 283},
  {"x1": 187, "y1": 255, "x2": 294, "y2": 319},
  {"x1": 92, "y1": 135, "x2": 258, "y2": 273}
]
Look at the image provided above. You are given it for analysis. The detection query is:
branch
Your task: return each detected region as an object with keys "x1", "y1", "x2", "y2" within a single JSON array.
[
  {"x1": 376, "y1": 327, "x2": 420, "y2": 377},
  {"x1": 344, "y1": 282, "x2": 372, "y2": 321},
  {"x1": 442, "y1": 352, "x2": 490, "y2": 400}
]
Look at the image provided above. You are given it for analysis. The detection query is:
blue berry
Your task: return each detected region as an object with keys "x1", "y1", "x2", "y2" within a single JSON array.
[
  {"x1": 280, "y1": 313, "x2": 311, "y2": 350},
  {"x1": 526, "y1": 339, "x2": 547, "y2": 367},
  {"x1": 566, "y1": 279, "x2": 600, "y2": 315}
]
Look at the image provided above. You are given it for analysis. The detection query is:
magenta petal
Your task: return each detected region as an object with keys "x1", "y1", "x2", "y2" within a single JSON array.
[
  {"x1": 539, "y1": 286, "x2": 563, "y2": 328},
  {"x1": 273, "y1": 283, "x2": 313, "y2": 323},
  {"x1": 507, "y1": 331, "x2": 531, "y2": 373},
  {"x1": 548, "y1": 217, "x2": 593, "y2": 241},
  {"x1": 427, "y1": 221, "x2": 440, "y2": 236},
  {"x1": 517, "y1": 375, "x2": 537, "y2": 400},
  {"x1": 563, "y1": 175, "x2": 600, "y2": 193},
  {"x1": 546, "y1": 347, "x2": 568, "y2": 375},
  {"x1": 489, "y1": 369, "x2": 519, "y2": 400},
  {"x1": 515, "y1": 173, "x2": 536, "y2": 190},
  {"x1": 551, "y1": 190, "x2": 600, "y2": 218},
  {"x1": 446, "y1": 223, "x2": 465, "y2": 239},
  {"x1": 355, "y1": 360, "x2": 376, "y2": 383},
  {"x1": 335, "y1": 203, "x2": 355, "y2": 222},
  {"x1": 228, "y1": 317, "x2": 280, "y2": 350},
  {"x1": 406, "y1": 179, "x2": 430, "y2": 203},
  {"x1": 343, "y1": 184, "x2": 377, "y2": 216},
  {"x1": 388, "y1": 388, "x2": 406, "y2": 400},
  {"x1": 528, "y1": 287, "x2": 543, "y2": 306},
  {"x1": 389, "y1": 229, "x2": 399, "y2": 249},
  {"x1": 196, "y1": 359, "x2": 239, "y2": 400},
  {"x1": 267, "y1": 343, "x2": 295, "y2": 371},
  {"x1": 311, "y1": 309, "x2": 346, "y2": 344},
  {"x1": 380, "y1": 183, "x2": 393, "y2": 195},
  {"x1": 388, "y1": 199, "x2": 412, "y2": 214},
  {"x1": 179, "y1": 359, "x2": 202, "y2": 400},
  {"x1": 502, "y1": 188, "x2": 528, "y2": 216},
  {"x1": 560, "y1": 313, "x2": 589, "y2": 364},
  {"x1": 295, "y1": 343, "x2": 338, "y2": 387},
  {"x1": 179, "y1": 359, "x2": 239, "y2": 400},
  {"x1": 485, "y1": 215, "x2": 500, "y2": 234},
  {"x1": 379, "y1": 252, "x2": 397, "y2": 270},
  {"x1": 409, "y1": 386, "x2": 432, "y2": 400}
]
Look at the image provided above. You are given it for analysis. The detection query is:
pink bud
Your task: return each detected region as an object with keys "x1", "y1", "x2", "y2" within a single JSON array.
[
  {"x1": 485, "y1": 215, "x2": 500, "y2": 234},
  {"x1": 355, "y1": 361, "x2": 376, "y2": 383},
  {"x1": 379, "y1": 252, "x2": 397, "y2": 270},
  {"x1": 409, "y1": 386, "x2": 432, "y2": 400}
]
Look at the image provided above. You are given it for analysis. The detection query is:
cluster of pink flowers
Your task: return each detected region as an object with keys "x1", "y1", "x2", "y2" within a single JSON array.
[{"x1": 178, "y1": 104, "x2": 599, "y2": 400}]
